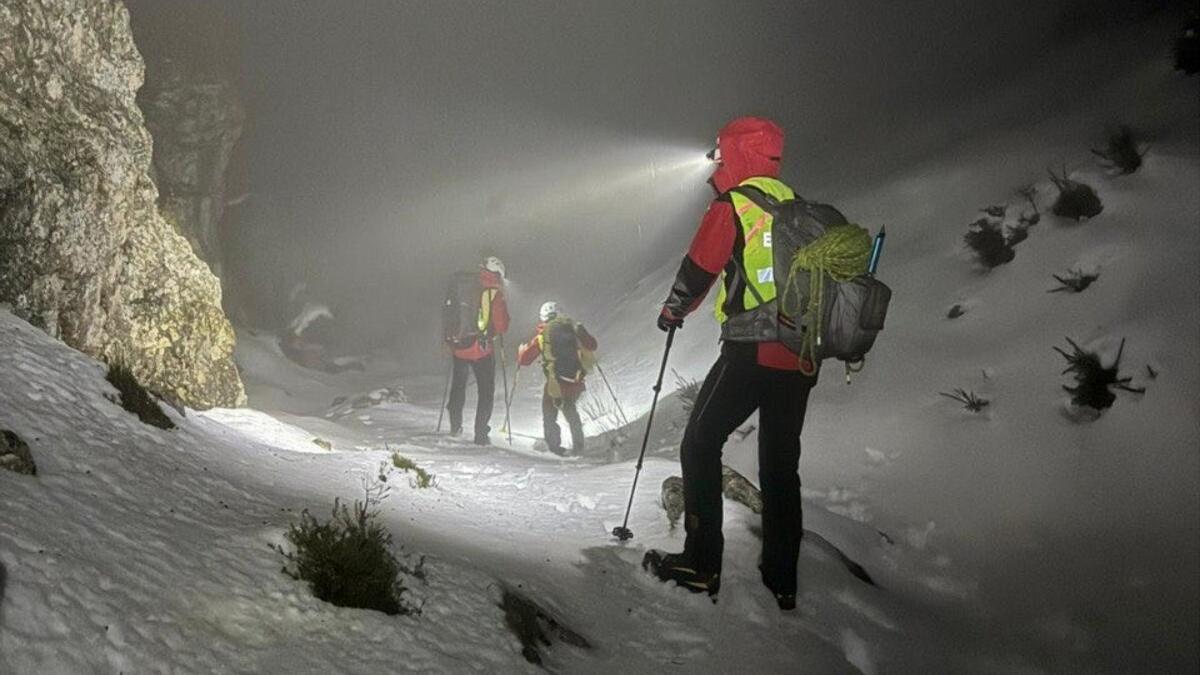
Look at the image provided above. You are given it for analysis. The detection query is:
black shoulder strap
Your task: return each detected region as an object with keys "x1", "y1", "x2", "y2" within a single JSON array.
[{"x1": 728, "y1": 184, "x2": 780, "y2": 212}]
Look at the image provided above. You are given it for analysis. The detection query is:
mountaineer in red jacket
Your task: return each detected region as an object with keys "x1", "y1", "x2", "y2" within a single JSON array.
[
  {"x1": 643, "y1": 116, "x2": 844, "y2": 611},
  {"x1": 445, "y1": 255, "x2": 510, "y2": 445},
  {"x1": 517, "y1": 301, "x2": 598, "y2": 456}
]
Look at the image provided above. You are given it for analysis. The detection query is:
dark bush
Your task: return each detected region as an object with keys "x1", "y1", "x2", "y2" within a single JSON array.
[
  {"x1": 939, "y1": 388, "x2": 989, "y2": 412},
  {"x1": 981, "y1": 204, "x2": 1006, "y2": 218},
  {"x1": 964, "y1": 218, "x2": 1015, "y2": 268},
  {"x1": 1006, "y1": 223, "x2": 1031, "y2": 247},
  {"x1": 1092, "y1": 125, "x2": 1146, "y2": 175},
  {"x1": 1048, "y1": 269, "x2": 1099, "y2": 293},
  {"x1": 105, "y1": 364, "x2": 174, "y2": 429},
  {"x1": 1175, "y1": 18, "x2": 1198, "y2": 75},
  {"x1": 1048, "y1": 169, "x2": 1103, "y2": 221},
  {"x1": 1055, "y1": 337, "x2": 1144, "y2": 411},
  {"x1": 274, "y1": 497, "x2": 416, "y2": 615},
  {"x1": 947, "y1": 304, "x2": 967, "y2": 319}
]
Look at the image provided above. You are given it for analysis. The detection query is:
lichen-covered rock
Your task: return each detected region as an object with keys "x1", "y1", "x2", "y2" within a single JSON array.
[
  {"x1": 660, "y1": 466, "x2": 763, "y2": 529},
  {"x1": 660, "y1": 475, "x2": 685, "y2": 529},
  {"x1": 140, "y1": 58, "x2": 244, "y2": 278},
  {"x1": 721, "y1": 465, "x2": 763, "y2": 514},
  {"x1": 0, "y1": 429, "x2": 36, "y2": 476},
  {"x1": 0, "y1": 0, "x2": 245, "y2": 409}
]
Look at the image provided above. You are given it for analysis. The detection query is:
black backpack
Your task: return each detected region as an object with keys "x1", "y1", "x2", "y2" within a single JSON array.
[
  {"x1": 544, "y1": 318, "x2": 585, "y2": 382},
  {"x1": 442, "y1": 272, "x2": 483, "y2": 348}
]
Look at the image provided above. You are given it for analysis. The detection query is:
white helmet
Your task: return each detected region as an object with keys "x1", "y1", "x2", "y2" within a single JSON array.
[
  {"x1": 483, "y1": 256, "x2": 506, "y2": 279},
  {"x1": 539, "y1": 301, "x2": 560, "y2": 322}
]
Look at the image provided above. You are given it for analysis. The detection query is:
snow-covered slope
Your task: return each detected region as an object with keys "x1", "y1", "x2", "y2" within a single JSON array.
[{"x1": 4, "y1": 307, "x2": 997, "y2": 674}]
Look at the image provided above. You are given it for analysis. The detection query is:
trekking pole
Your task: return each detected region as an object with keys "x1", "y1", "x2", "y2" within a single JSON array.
[
  {"x1": 497, "y1": 334, "x2": 513, "y2": 445},
  {"x1": 612, "y1": 326, "x2": 675, "y2": 542},
  {"x1": 436, "y1": 349, "x2": 453, "y2": 433},
  {"x1": 594, "y1": 362, "x2": 630, "y2": 427}
]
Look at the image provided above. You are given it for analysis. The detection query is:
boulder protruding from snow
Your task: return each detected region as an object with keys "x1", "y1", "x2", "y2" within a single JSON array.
[
  {"x1": 0, "y1": 0, "x2": 245, "y2": 409},
  {"x1": 660, "y1": 465, "x2": 763, "y2": 528},
  {"x1": 0, "y1": 429, "x2": 36, "y2": 476}
]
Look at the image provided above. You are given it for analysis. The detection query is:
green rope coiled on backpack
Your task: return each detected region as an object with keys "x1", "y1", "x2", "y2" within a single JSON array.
[{"x1": 780, "y1": 224, "x2": 872, "y2": 374}]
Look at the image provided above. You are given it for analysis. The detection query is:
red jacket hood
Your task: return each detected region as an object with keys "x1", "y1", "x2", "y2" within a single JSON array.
[{"x1": 710, "y1": 116, "x2": 784, "y2": 194}]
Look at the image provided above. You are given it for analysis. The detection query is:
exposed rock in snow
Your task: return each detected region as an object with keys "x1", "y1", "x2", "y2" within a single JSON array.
[
  {"x1": 0, "y1": 0, "x2": 244, "y2": 409},
  {"x1": 659, "y1": 465, "x2": 763, "y2": 529},
  {"x1": 0, "y1": 429, "x2": 36, "y2": 476},
  {"x1": 140, "y1": 57, "x2": 244, "y2": 279},
  {"x1": 499, "y1": 584, "x2": 591, "y2": 666}
]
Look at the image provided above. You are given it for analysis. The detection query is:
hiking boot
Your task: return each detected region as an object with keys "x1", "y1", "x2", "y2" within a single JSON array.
[
  {"x1": 449, "y1": 427, "x2": 463, "y2": 438},
  {"x1": 759, "y1": 561, "x2": 796, "y2": 611},
  {"x1": 772, "y1": 592, "x2": 796, "y2": 611},
  {"x1": 642, "y1": 549, "x2": 720, "y2": 598},
  {"x1": 473, "y1": 434, "x2": 491, "y2": 446}
]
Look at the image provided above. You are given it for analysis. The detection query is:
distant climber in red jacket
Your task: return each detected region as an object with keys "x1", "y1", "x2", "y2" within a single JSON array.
[
  {"x1": 445, "y1": 255, "x2": 510, "y2": 445},
  {"x1": 517, "y1": 301, "x2": 598, "y2": 456}
]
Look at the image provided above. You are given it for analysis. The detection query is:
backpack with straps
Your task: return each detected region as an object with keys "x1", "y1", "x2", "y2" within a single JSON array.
[
  {"x1": 721, "y1": 184, "x2": 892, "y2": 372},
  {"x1": 442, "y1": 272, "x2": 484, "y2": 349},
  {"x1": 540, "y1": 318, "x2": 595, "y2": 397}
]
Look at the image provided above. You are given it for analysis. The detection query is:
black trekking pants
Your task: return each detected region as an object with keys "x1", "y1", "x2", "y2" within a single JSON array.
[
  {"x1": 542, "y1": 388, "x2": 585, "y2": 454},
  {"x1": 681, "y1": 351, "x2": 816, "y2": 596},
  {"x1": 447, "y1": 353, "x2": 496, "y2": 440}
]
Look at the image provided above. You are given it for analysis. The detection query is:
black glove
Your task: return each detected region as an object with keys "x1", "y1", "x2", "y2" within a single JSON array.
[{"x1": 657, "y1": 307, "x2": 683, "y2": 332}]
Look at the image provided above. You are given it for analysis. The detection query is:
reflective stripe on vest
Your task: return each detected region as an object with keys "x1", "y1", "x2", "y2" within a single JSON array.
[
  {"x1": 477, "y1": 288, "x2": 496, "y2": 333},
  {"x1": 713, "y1": 176, "x2": 796, "y2": 324}
]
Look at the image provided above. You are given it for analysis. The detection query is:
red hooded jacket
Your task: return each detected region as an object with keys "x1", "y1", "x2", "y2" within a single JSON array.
[
  {"x1": 453, "y1": 268, "x2": 510, "y2": 361},
  {"x1": 662, "y1": 116, "x2": 807, "y2": 371}
]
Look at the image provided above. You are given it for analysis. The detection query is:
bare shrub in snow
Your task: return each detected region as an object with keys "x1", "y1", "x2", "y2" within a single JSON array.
[
  {"x1": 580, "y1": 394, "x2": 623, "y2": 434},
  {"x1": 1048, "y1": 168, "x2": 1103, "y2": 221},
  {"x1": 964, "y1": 218, "x2": 1015, "y2": 268},
  {"x1": 105, "y1": 364, "x2": 174, "y2": 430},
  {"x1": 499, "y1": 584, "x2": 591, "y2": 666},
  {"x1": 1055, "y1": 337, "x2": 1144, "y2": 411},
  {"x1": 0, "y1": 429, "x2": 36, "y2": 475},
  {"x1": 939, "y1": 388, "x2": 989, "y2": 412},
  {"x1": 1175, "y1": 17, "x2": 1198, "y2": 75},
  {"x1": 673, "y1": 369, "x2": 701, "y2": 416},
  {"x1": 1048, "y1": 269, "x2": 1099, "y2": 294},
  {"x1": 390, "y1": 451, "x2": 435, "y2": 488},
  {"x1": 1092, "y1": 125, "x2": 1146, "y2": 175},
  {"x1": 946, "y1": 304, "x2": 967, "y2": 319},
  {"x1": 273, "y1": 494, "x2": 419, "y2": 615},
  {"x1": 1014, "y1": 183, "x2": 1041, "y2": 226}
]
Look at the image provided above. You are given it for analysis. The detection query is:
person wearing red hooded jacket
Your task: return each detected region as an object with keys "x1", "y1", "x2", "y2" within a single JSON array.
[
  {"x1": 447, "y1": 255, "x2": 510, "y2": 445},
  {"x1": 643, "y1": 117, "x2": 844, "y2": 611}
]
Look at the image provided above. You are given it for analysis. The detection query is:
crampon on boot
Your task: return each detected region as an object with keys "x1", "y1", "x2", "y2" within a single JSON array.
[{"x1": 642, "y1": 549, "x2": 720, "y2": 599}]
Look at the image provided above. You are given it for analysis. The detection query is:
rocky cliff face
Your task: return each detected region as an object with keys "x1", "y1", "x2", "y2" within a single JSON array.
[
  {"x1": 140, "y1": 59, "x2": 244, "y2": 279},
  {"x1": 0, "y1": 0, "x2": 245, "y2": 409}
]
